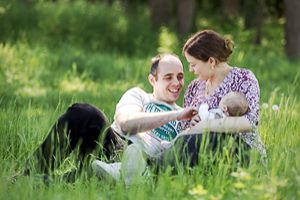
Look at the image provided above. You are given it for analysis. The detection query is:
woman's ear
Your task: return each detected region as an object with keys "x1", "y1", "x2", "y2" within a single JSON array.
[
  {"x1": 148, "y1": 74, "x2": 155, "y2": 86},
  {"x1": 208, "y1": 57, "x2": 216, "y2": 69}
]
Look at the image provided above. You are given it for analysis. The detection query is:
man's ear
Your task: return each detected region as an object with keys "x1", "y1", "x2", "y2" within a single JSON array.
[{"x1": 148, "y1": 74, "x2": 156, "y2": 86}]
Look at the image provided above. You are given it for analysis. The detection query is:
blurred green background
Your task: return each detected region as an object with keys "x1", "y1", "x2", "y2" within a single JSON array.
[
  {"x1": 1, "y1": 0, "x2": 299, "y2": 114},
  {"x1": 1, "y1": 0, "x2": 300, "y2": 199}
]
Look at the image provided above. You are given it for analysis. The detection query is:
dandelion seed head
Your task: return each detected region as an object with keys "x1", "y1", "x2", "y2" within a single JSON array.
[
  {"x1": 272, "y1": 104, "x2": 279, "y2": 111},
  {"x1": 262, "y1": 103, "x2": 269, "y2": 109}
]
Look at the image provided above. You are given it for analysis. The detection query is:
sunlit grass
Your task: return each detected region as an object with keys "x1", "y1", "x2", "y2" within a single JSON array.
[
  {"x1": 1, "y1": 48, "x2": 300, "y2": 200},
  {"x1": 1, "y1": 43, "x2": 299, "y2": 200},
  {"x1": 0, "y1": 1, "x2": 300, "y2": 199},
  {"x1": 158, "y1": 26, "x2": 179, "y2": 53},
  {"x1": 1, "y1": 91, "x2": 299, "y2": 199}
]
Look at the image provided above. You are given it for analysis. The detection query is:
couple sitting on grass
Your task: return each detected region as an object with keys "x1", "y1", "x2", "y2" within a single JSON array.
[{"x1": 25, "y1": 30, "x2": 266, "y2": 186}]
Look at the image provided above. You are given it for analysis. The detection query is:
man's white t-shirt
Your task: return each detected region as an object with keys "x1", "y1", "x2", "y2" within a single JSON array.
[{"x1": 110, "y1": 87, "x2": 182, "y2": 157}]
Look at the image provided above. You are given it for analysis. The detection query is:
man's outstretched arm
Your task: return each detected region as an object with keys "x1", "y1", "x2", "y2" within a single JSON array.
[{"x1": 116, "y1": 106, "x2": 197, "y2": 135}]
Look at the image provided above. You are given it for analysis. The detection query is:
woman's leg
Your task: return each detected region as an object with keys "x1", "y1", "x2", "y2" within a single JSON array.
[
  {"x1": 25, "y1": 103, "x2": 116, "y2": 175},
  {"x1": 154, "y1": 133, "x2": 251, "y2": 173}
]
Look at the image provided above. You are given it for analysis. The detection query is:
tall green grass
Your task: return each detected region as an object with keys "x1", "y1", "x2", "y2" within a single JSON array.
[{"x1": 1, "y1": 1, "x2": 300, "y2": 199}]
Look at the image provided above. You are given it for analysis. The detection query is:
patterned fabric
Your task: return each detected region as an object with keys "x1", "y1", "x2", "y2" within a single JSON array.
[
  {"x1": 183, "y1": 67, "x2": 266, "y2": 157},
  {"x1": 144, "y1": 102, "x2": 180, "y2": 141}
]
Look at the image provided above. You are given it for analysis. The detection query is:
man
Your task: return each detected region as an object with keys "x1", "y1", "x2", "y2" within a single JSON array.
[
  {"x1": 110, "y1": 53, "x2": 196, "y2": 157},
  {"x1": 25, "y1": 53, "x2": 197, "y2": 182},
  {"x1": 93, "y1": 53, "x2": 198, "y2": 185}
]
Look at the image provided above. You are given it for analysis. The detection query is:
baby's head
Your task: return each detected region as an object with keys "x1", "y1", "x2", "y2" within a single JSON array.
[{"x1": 219, "y1": 92, "x2": 249, "y2": 116}]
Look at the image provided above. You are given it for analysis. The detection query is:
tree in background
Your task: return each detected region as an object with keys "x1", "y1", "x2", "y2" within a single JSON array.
[
  {"x1": 242, "y1": 0, "x2": 266, "y2": 44},
  {"x1": 149, "y1": 0, "x2": 173, "y2": 26},
  {"x1": 149, "y1": 0, "x2": 195, "y2": 35},
  {"x1": 284, "y1": 0, "x2": 300, "y2": 60},
  {"x1": 176, "y1": 0, "x2": 195, "y2": 36},
  {"x1": 8, "y1": 0, "x2": 299, "y2": 60},
  {"x1": 266, "y1": 0, "x2": 284, "y2": 17},
  {"x1": 221, "y1": 0, "x2": 240, "y2": 19}
]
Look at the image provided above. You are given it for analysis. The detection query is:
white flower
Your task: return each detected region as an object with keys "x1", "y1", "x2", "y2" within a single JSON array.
[
  {"x1": 262, "y1": 103, "x2": 269, "y2": 109},
  {"x1": 272, "y1": 104, "x2": 279, "y2": 111}
]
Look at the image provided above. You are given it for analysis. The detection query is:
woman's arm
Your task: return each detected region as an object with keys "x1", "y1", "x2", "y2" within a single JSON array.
[
  {"x1": 186, "y1": 116, "x2": 252, "y2": 134},
  {"x1": 238, "y1": 69, "x2": 260, "y2": 126}
]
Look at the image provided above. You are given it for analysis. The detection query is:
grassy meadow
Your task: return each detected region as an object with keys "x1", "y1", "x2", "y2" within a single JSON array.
[{"x1": 1, "y1": 1, "x2": 300, "y2": 199}]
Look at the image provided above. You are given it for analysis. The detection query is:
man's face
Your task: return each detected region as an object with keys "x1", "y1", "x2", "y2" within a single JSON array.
[{"x1": 149, "y1": 55, "x2": 184, "y2": 104}]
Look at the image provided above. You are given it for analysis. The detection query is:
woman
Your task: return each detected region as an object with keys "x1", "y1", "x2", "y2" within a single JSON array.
[{"x1": 159, "y1": 30, "x2": 266, "y2": 169}]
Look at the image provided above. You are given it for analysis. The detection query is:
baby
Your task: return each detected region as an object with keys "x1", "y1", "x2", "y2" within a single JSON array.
[
  {"x1": 161, "y1": 92, "x2": 249, "y2": 149},
  {"x1": 199, "y1": 91, "x2": 249, "y2": 121}
]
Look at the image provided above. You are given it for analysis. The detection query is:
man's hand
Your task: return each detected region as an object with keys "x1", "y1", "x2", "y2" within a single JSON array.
[
  {"x1": 176, "y1": 107, "x2": 198, "y2": 121},
  {"x1": 190, "y1": 115, "x2": 201, "y2": 126}
]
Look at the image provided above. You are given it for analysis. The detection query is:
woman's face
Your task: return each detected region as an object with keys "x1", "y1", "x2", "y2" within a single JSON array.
[{"x1": 184, "y1": 52, "x2": 213, "y2": 80}]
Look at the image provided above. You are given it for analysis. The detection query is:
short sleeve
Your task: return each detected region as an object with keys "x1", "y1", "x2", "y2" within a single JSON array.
[
  {"x1": 237, "y1": 70, "x2": 260, "y2": 126},
  {"x1": 115, "y1": 87, "x2": 147, "y2": 112}
]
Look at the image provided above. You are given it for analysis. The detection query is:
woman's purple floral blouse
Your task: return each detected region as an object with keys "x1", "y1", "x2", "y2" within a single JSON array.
[{"x1": 183, "y1": 67, "x2": 266, "y2": 157}]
